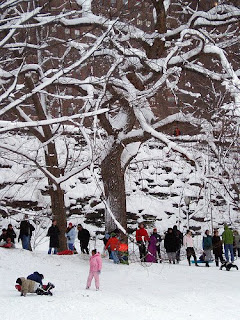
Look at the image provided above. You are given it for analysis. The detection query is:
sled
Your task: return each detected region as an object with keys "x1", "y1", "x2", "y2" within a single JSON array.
[
  {"x1": 191, "y1": 260, "x2": 214, "y2": 264},
  {"x1": 57, "y1": 249, "x2": 74, "y2": 255}
]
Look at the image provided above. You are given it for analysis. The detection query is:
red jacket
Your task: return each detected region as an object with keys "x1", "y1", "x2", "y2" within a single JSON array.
[
  {"x1": 136, "y1": 228, "x2": 149, "y2": 242},
  {"x1": 105, "y1": 237, "x2": 120, "y2": 251}
]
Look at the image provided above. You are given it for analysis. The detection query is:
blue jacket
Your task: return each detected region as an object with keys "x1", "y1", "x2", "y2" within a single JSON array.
[
  {"x1": 65, "y1": 227, "x2": 76, "y2": 244},
  {"x1": 27, "y1": 272, "x2": 43, "y2": 285},
  {"x1": 202, "y1": 235, "x2": 212, "y2": 250}
]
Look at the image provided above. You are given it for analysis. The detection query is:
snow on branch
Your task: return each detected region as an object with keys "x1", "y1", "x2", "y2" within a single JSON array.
[{"x1": 0, "y1": 108, "x2": 109, "y2": 134}]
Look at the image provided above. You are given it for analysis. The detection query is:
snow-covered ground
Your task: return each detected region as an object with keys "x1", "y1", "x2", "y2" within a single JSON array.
[{"x1": 1, "y1": 241, "x2": 240, "y2": 320}]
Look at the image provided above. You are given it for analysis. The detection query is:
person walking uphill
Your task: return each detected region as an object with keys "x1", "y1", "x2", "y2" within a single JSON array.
[
  {"x1": 202, "y1": 230, "x2": 213, "y2": 267},
  {"x1": 6, "y1": 224, "x2": 16, "y2": 243},
  {"x1": 136, "y1": 223, "x2": 149, "y2": 262},
  {"x1": 77, "y1": 224, "x2": 90, "y2": 254},
  {"x1": 86, "y1": 249, "x2": 102, "y2": 290},
  {"x1": 183, "y1": 230, "x2": 198, "y2": 266},
  {"x1": 18, "y1": 214, "x2": 35, "y2": 250},
  {"x1": 222, "y1": 224, "x2": 234, "y2": 263},
  {"x1": 65, "y1": 222, "x2": 76, "y2": 251},
  {"x1": 47, "y1": 220, "x2": 60, "y2": 254}
]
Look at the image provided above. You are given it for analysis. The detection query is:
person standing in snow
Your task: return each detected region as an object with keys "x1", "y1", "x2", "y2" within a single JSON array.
[
  {"x1": 152, "y1": 228, "x2": 162, "y2": 262},
  {"x1": 222, "y1": 224, "x2": 234, "y2": 263},
  {"x1": 18, "y1": 214, "x2": 35, "y2": 250},
  {"x1": 65, "y1": 222, "x2": 76, "y2": 251},
  {"x1": 77, "y1": 224, "x2": 90, "y2": 254},
  {"x1": 173, "y1": 225, "x2": 183, "y2": 263},
  {"x1": 47, "y1": 220, "x2": 60, "y2": 254},
  {"x1": 212, "y1": 230, "x2": 224, "y2": 266},
  {"x1": 146, "y1": 233, "x2": 157, "y2": 263},
  {"x1": 105, "y1": 233, "x2": 121, "y2": 264},
  {"x1": 233, "y1": 230, "x2": 240, "y2": 258},
  {"x1": 6, "y1": 224, "x2": 16, "y2": 243},
  {"x1": 183, "y1": 230, "x2": 198, "y2": 266},
  {"x1": 202, "y1": 230, "x2": 213, "y2": 267},
  {"x1": 164, "y1": 228, "x2": 177, "y2": 264},
  {"x1": 136, "y1": 223, "x2": 149, "y2": 262},
  {"x1": 86, "y1": 249, "x2": 102, "y2": 290}
]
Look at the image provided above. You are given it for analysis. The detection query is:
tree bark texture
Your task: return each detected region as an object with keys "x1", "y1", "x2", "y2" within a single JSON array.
[{"x1": 101, "y1": 143, "x2": 127, "y2": 242}]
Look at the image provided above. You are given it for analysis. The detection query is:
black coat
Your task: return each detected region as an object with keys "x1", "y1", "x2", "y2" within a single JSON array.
[
  {"x1": 19, "y1": 220, "x2": 35, "y2": 238},
  {"x1": 78, "y1": 228, "x2": 90, "y2": 242},
  {"x1": 47, "y1": 225, "x2": 60, "y2": 248},
  {"x1": 6, "y1": 228, "x2": 16, "y2": 243},
  {"x1": 164, "y1": 232, "x2": 177, "y2": 252},
  {"x1": 152, "y1": 233, "x2": 162, "y2": 247},
  {"x1": 212, "y1": 235, "x2": 223, "y2": 255}
]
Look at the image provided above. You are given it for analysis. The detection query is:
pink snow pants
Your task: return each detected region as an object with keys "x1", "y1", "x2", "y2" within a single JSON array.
[{"x1": 87, "y1": 271, "x2": 100, "y2": 289}]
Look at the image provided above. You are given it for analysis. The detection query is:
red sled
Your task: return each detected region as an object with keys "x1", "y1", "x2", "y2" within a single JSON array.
[{"x1": 57, "y1": 249, "x2": 73, "y2": 255}]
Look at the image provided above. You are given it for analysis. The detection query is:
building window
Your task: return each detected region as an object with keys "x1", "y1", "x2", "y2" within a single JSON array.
[
  {"x1": 111, "y1": 0, "x2": 116, "y2": 4},
  {"x1": 65, "y1": 28, "x2": 70, "y2": 34},
  {"x1": 123, "y1": 0, "x2": 128, "y2": 6},
  {"x1": 75, "y1": 30, "x2": 80, "y2": 36},
  {"x1": 137, "y1": 19, "x2": 143, "y2": 26}
]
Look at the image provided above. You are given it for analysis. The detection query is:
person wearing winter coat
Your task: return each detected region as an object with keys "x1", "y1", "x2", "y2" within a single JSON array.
[
  {"x1": 146, "y1": 234, "x2": 157, "y2": 263},
  {"x1": 212, "y1": 230, "x2": 224, "y2": 266},
  {"x1": 0, "y1": 237, "x2": 15, "y2": 248},
  {"x1": 47, "y1": 220, "x2": 60, "y2": 254},
  {"x1": 0, "y1": 228, "x2": 8, "y2": 242},
  {"x1": 183, "y1": 230, "x2": 198, "y2": 266},
  {"x1": 202, "y1": 230, "x2": 213, "y2": 267},
  {"x1": 173, "y1": 225, "x2": 183, "y2": 263},
  {"x1": 105, "y1": 233, "x2": 121, "y2": 264},
  {"x1": 222, "y1": 224, "x2": 234, "y2": 262},
  {"x1": 65, "y1": 222, "x2": 76, "y2": 251},
  {"x1": 27, "y1": 272, "x2": 44, "y2": 285},
  {"x1": 77, "y1": 224, "x2": 90, "y2": 254},
  {"x1": 86, "y1": 249, "x2": 102, "y2": 290},
  {"x1": 136, "y1": 223, "x2": 149, "y2": 262},
  {"x1": 233, "y1": 230, "x2": 240, "y2": 258},
  {"x1": 164, "y1": 228, "x2": 177, "y2": 264},
  {"x1": 152, "y1": 228, "x2": 162, "y2": 262},
  {"x1": 6, "y1": 224, "x2": 16, "y2": 243},
  {"x1": 18, "y1": 214, "x2": 35, "y2": 250},
  {"x1": 16, "y1": 277, "x2": 39, "y2": 297}
]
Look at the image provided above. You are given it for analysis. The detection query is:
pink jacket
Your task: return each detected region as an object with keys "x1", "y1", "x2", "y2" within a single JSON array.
[
  {"x1": 89, "y1": 252, "x2": 102, "y2": 272},
  {"x1": 183, "y1": 234, "x2": 194, "y2": 248}
]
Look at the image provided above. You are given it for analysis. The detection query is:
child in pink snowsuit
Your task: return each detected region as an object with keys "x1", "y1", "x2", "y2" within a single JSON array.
[{"x1": 86, "y1": 249, "x2": 102, "y2": 290}]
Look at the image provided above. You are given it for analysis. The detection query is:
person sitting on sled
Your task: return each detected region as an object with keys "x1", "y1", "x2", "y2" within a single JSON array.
[
  {"x1": 0, "y1": 237, "x2": 15, "y2": 248},
  {"x1": 16, "y1": 276, "x2": 54, "y2": 296}
]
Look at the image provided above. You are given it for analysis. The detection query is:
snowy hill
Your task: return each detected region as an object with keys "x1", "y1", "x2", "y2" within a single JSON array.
[{"x1": 1, "y1": 244, "x2": 240, "y2": 320}]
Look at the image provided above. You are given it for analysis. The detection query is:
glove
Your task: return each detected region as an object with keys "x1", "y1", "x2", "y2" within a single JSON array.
[
  {"x1": 67, "y1": 236, "x2": 70, "y2": 240},
  {"x1": 97, "y1": 270, "x2": 101, "y2": 274}
]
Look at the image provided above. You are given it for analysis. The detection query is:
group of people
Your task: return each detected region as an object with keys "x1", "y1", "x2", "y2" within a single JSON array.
[
  {"x1": 134, "y1": 223, "x2": 239, "y2": 267},
  {"x1": 0, "y1": 224, "x2": 16, "y2": 248},
  {"x1": 135, "y1": 223, "x2": 183, "y2": 264}
]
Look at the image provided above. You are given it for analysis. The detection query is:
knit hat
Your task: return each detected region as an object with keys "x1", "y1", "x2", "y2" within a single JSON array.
[{"x1": 68, "y1": 222, "x2": 73, "y2": 227}]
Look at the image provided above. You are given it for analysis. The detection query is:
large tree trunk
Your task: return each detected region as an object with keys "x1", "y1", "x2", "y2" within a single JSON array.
[
  {"x1": 101, "y1": 144, "x2": 127, "y2": 242},
  {"x1": 49, "y1": 184, "x2": 67, "y2": 252},
  {"x1": 45, "y1": 146, "x2": 67, "y2": 252}
]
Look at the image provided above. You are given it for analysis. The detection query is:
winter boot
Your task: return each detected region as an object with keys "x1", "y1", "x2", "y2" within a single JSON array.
[
  {"x1": 216, "y1": 260, "x2": 219, "y2": 267},
  {"x1": 194, "y1": 259, "x2": 199, "y2": 266},
  {"x1": 206, "y1": 262, "x2": 210, "y2": 267},
  {"x1": 188, "y1": 258, "x2": 191, "y2": 266}
]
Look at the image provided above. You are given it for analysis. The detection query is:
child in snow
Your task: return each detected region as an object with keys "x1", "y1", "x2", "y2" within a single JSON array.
[
  {"x1": 16, "y1": 277, "x2": 54, "y2": 296},
  {"x1": 0, "y1": 237, "x2": 15, "y2": 248},
  {"x1": 86, "y1": 249, "x2": 102, "y2": 290}
]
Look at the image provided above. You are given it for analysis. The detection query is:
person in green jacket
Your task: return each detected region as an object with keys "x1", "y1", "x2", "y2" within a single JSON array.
[{"x1": 222, "y1": 224, "x2": 234, "y2": 262}]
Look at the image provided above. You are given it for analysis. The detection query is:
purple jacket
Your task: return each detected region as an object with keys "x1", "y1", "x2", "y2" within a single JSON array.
[{"x1": 146, "y1": 235, "x2": 157, "y2": 263}]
